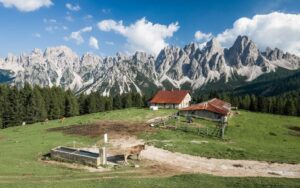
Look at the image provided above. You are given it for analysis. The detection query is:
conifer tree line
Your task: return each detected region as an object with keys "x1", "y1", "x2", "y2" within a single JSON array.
[
  {"x1": 1, "y1": 83, "x2": 299, "y2": 129},
  {"x1": 0, "y1": 84, "x2": 145, "y2": 129},
  {"x1": 194, "y1": 90, "x2": 300, "y2": 117}
]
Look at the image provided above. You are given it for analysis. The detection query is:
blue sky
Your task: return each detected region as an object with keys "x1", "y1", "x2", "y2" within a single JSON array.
[{"x1": 0, "y1": 0, "x2": 300, "y2": 57}]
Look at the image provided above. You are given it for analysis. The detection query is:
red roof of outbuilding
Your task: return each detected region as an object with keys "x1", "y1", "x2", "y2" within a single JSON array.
[
  {"x1": 181, "y1": 98, "x2": 231, "y2": 115},
  {"x1": 150, "y1": 90, "x2": 189, "y2": 104}
]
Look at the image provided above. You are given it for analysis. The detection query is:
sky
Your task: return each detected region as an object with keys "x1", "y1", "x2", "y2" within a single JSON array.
[{"x1": 0, "y1": 0, "x2": 300, "y2": 57}]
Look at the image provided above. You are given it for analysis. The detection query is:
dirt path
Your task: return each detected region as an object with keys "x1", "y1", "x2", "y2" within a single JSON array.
[
  {"x1": 48, "y1": 120, "x2": 300, "y2": 178},
  {"x1": 110, "y1": 137, "x2": 300, "y2": 178}
]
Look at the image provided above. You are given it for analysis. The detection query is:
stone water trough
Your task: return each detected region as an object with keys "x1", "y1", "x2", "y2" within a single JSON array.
[{"x1": 51, "y1": 146, "x2": 101, "y2": 167}]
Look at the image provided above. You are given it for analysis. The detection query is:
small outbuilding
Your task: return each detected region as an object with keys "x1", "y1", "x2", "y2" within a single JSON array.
[
  {"x1": 179, "y1": 98, "x2": 231, "y2": 122},
  {"x1": 149, "y1": 90, "x2": 191, "y2": 109}
]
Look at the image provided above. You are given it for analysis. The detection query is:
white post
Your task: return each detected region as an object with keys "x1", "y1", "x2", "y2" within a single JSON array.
[{"x1": 104, "y1": 133, "x2": 108, "y2": 144}]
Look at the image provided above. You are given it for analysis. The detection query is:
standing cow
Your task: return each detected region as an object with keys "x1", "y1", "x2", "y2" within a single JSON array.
[{"x1": 124, "y1": 144, "x2": 146, "y2": 164}]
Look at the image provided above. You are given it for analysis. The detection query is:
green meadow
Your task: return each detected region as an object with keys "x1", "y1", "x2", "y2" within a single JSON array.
[{"x1": 0, "y1": 108, "x2": 299, "y2": 187}]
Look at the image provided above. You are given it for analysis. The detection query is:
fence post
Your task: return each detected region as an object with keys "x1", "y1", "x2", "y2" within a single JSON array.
[{"x1": 221, "y1": 123, "x2": 226, "y2": 139}]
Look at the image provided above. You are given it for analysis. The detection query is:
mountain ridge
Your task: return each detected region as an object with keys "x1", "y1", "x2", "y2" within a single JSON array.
[{"x1": 0, "y1": 35, "x2": 300, "y2": 96}]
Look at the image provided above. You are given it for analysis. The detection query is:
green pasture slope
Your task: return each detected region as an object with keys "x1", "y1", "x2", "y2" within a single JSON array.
[
  {"x1": 0, "y1": 108, "x2": 299, "y2": 187},
  {"x1": 142, "y1": 110, "x2": 300, "y2": 164}
]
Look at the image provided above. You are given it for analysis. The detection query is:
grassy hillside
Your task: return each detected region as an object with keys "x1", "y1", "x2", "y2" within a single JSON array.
[
  {"x1": 192, "y1": 68, "x2": 300, "y2": 97},
  {"x1": 2, "y1": 174, "x2": 300, "y2": 188},
  {"x1": 0, "y1": 108, "x2": 299, "y2": 187},
  {"x1": 141, "y1": 110, "x2": 300, "y2": 163},
  {"x1": 233, "y1": 68, "x2": 300, "y2": 96}
]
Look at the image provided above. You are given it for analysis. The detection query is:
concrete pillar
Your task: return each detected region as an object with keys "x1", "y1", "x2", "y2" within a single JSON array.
[{"x1": 99, "y1": 147, "x2": 107, "y2": 165}]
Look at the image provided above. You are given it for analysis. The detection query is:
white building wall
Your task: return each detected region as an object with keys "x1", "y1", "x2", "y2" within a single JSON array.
[{"x1": 178, "y1": 94, "x2": 191, "y2": 109}]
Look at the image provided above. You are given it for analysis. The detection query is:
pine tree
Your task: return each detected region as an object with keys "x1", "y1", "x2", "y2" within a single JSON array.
[
  {"x1": 48, "y1": 90, "x2": 61, "y2": 119},
  {"x1": 33, "y1": 87, "x2": 47, "y2": 121},
  {"x1": 274, "y1": 98, "x2": 285, "y2": 115},
  {"x1": 297, "y1": 98, "x2": 300, "y2": 116},
  {"x1": 113, "y1": 94, "x2": 122, "y2": 109},
  {"x1": 96, "y1": 94, "x2": 105, "y2": 112},
  {"x1": 284, "y1": 99, "x2": 297, "y2": 116},
  {"x1": 2, "y1": 87, "x2": 22, "y2": 127},
  {"x1": 241, "y1": 95, "x2": 251, "y2": 110},
  {"x1": 132, "y1": 92, "x2": 143, "y2": 107},
  {"x1": 267, "y1": 98, "x2": 273, "y2": 113},
  {"x1": 85, "y1": 93, "x2": 97, "y2": 113},
  {"x1": 105, "y1": 97, "x2": 113, "y2": 111},
  {"x1": 64, "y1": 90, "x2": 79, "y2": 117},
  {"x1": 0, "y1": 85, "x2": 6, "y2": 128},
  {"x1": 249, "y1": 94, "x2": 257, "y2": 111},
  {"x1": 78, "y1": 93, "x2": 86, "y2": 114},
  {"x1": 122, "y1": 93, "x2": 132, "y2": 108},
  {"x1": 40, "y1": 87, "x2": 51, "y2": 118},
  {"x1": 20, "y1": 83, "x2": 33, "y2": 122},
  {"x1": 64, "y1": 94, "x2": 72, "y2": 117}
]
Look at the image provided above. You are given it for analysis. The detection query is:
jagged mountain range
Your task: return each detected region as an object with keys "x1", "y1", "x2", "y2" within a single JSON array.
[{"x1": 0, "y1": 35, "x2": 300, "y2": 95}]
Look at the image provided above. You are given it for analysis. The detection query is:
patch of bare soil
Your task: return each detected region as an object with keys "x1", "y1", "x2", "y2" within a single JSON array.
[
  {"x1": 48, "y1": 120, "x2": 155, "y2": 139},
  {"x1": 288, "y1": 126, "x2": 300, "y2": 137},
  {"x1": 47, "y1": 120, "x2": 300, "y2": 178},
  {"x1": 288, "y1": 126, "x2": 300, "y2": 132},
  {"x1": 110, "y1": 137, "x2": 300, "y2": 178}
]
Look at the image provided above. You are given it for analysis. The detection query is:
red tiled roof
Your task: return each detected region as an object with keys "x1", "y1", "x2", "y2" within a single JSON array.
[
  {"x1": 181, "y1": 98, "x2": 231, "y2": 115},
  {"x1": 150, "y1": 90, "x2": 189, "y2": 104}
]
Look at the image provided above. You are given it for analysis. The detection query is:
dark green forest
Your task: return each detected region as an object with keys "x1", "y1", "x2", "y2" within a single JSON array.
[
  {"x1": 1, "y1": 82, "x2": 299, "y2": 129},
  {"x1": 0, "y1": 83, "x2": 145, "y2": 128}
]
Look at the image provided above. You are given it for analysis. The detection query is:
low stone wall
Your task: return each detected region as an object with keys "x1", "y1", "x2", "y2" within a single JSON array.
[{"x1": 51, "y1": 147, "x2": 101, "y2": 167}]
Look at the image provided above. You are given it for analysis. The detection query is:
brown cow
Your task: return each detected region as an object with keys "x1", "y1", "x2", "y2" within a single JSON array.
[{"x1": 124, "y1": 144, "x2": 146, "y2": 164}]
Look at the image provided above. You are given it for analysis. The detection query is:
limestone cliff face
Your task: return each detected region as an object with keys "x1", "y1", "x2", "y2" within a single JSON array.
[{"x1": 0, "y1": 36, "x2": 299, "y2": 95}]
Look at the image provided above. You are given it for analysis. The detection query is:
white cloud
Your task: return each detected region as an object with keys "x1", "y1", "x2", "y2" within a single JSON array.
[
  {"x1": 97, "y1": 17, "x2": 179, "y2": 55},
  {"x1": 43, "y1": 18, "x2": 56, "y2": 23},
  {"x1": 101, "y1": 8, "x2": 111, "y2": 14},
  {"x1": 194, "y1": 31, "x2": 212, "y2": 42},
  {"x1": 89, "y1": 36, "x2": 99, "y2": 49},
  {"x1": 216, "y1": 12, "x2": 300, "y2": 55},
  {"x1": 45, "y1": 25, "x2": 59, "y2": 32},
  {"x1": 65, "y1": 15, "x2": 74, "y2": 22},
  {"x1": 43, "y1": 18, "x2": 67, "y2": 33},
  {"x1": 84, "y1": 14, "x2": 93, "y2": 20},
  {"x1": 66, "y1": 26, "x2": 92, "y2": 45},
  {"x1": 105, "y1": 41, "x2": 114, "y2": 45},
  {"x1": 65, "y1": 3, "x2": 80, "y2": 11},
  {"x1": 0, "y1": 0, "x2": 52, "y2": 12},
  {"x1": 33, "y1": 33, "x2": 41, "y2": 38}
]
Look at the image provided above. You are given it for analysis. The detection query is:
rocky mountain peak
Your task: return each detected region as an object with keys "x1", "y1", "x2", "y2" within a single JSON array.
[
  {"x1": 226, "y1": 35, "x2": 261, "y2": 67},
  {"x1": 230, "y1": 35, "x2": 256, "y2": 53},
  {"x1": 0, "y1": 35, "x2": 300, "y2": 95},
  {"x1": 44, "y1": 46, "x2": 77, "y2": 58},
  {"x1": 32, "y1": 48, "x2": 43, "y2": 55},
  {"x1": 205, "y1": 38, "x2": 222, "y2": 52},
  {"x1": 184, "y1": 43, "x2": 198, "y2": 53}
]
